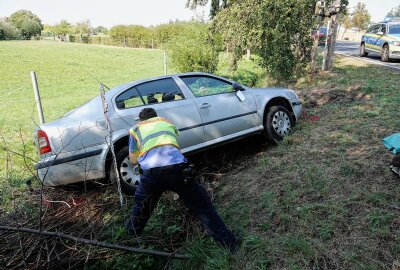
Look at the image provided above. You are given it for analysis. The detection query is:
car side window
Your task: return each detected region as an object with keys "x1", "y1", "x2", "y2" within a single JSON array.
[
  {"x1": 115, "y1": 87, "x2": 144, "y2": 109},
  {"x1": 180, "y1": 76, "x2": 233, "y2": 97},
  {"x1": 115, "y1": 78, "x2": 184, "y2": 109},
  {"x1": 370, "y1": 25, "x2": 380, "y2": 34},
  {"x1": 135, "y1": 78, "x2": 184, "y2": 105}
]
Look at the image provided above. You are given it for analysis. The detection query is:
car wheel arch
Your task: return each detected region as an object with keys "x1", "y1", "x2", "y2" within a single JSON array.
[
  {"x1": 104, "y1": 135, "x2": 130, "y2": 175},
  {"x1": 263, "y1": 97, "x2": 294, "y2": 123}
]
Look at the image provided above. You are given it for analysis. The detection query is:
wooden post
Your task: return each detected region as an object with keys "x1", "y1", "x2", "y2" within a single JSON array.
[
  {"x1": 30, "y1": 71, "x2": 45, "y2": 124},
  {"x1": 322, "y1": 0, "x2": 340, "y2": 71},
  {"x1": 163, "y1": 49, "x2": 167, "y2": 75}
]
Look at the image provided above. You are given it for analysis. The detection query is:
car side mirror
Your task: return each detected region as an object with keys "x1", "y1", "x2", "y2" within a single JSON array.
[
  {"x1": 232, "y1": 82, "x2": 245, "y2": 91},
  {"x1": 377, "y1": 31, "x2": 384, "y2": 35}
]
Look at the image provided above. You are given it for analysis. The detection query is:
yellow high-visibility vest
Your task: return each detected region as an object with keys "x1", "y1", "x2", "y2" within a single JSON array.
[{"x1": 129, "y1": 117, "x2": 179, "y2": 157}]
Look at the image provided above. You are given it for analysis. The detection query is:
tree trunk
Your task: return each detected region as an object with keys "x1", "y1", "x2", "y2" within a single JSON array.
[
  {"x1": 322, "y1": 0, "x2": 340, "y2": 72},
  {"x1": 310, "y1": 16, "x2": 323, "y2": 75}
]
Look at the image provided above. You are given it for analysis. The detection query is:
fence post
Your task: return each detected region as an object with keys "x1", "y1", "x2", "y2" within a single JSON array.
[
  {"x1": 163, "y1": 49, "x2": 167, "y2": 75},
  {"x1": 30, "y1": 71, "x2": 45, "y2": 124}
]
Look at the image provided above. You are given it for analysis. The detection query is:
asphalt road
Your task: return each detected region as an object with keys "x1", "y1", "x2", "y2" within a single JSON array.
[{"x1": 335, "y1": 41, "x2": 400, "y2": 71}]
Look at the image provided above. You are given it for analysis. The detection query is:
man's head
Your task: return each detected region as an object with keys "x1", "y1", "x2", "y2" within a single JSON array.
[{"x1": 139, "y1": 108, "x2": 157, "y2": 121}]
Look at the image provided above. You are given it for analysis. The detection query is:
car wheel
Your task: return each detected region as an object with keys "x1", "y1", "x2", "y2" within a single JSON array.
[
  {"x1": 109, "y1": 146, "x2": 140, "y2": 195},
  {"x1": 381, "y1": 45, "x2": 390, "y2": 62},
  {"x1": 359, "y1": 43, "x2": 368, "y2": 57},
  {"x1": 264, "y1": 105, "x2": 293, "y2": 144}
]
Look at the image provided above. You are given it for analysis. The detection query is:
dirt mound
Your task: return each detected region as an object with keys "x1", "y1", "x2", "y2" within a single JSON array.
[{"x1": 300, "y1": 84, "x2": 373, "y2": 107}]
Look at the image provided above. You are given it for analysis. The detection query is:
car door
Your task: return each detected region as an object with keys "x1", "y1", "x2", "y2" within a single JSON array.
[
  {"x1": 178, "y1": 75, "x2": 259, "y2": 142},
  {"x1": 365, "y1": 24, "x2": 381, "y2": 51},
  {"x1": 375, "y1": 24, "x2": 387, "y2": 48},
  {"x1": 113, "y1": 77, "x2": 205, "y2": 149}
]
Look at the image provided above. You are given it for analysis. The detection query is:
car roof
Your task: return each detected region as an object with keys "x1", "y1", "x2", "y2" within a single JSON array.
[{"x1": 105, "y1": 72, "x2": 233, "y2": 97}]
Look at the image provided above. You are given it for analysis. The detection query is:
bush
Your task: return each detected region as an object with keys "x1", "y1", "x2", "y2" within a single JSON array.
[
  {"x1": 0, "y1": 20, "x2": 20, "y2": 40},
  {"x1": 168, "y1": 23, "x2": 219, "y2": 73},
  {"x1": 20, "y1": 18, "x2": 42, "y2": 39}
]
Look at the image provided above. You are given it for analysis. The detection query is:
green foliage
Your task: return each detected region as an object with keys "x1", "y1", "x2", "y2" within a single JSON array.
[
  {"x1": 352, "y1": 2, "x2": 371, "y2": 30},
  {"x1": 0, "y1": 20, "x2": 20, "y2": 40},
  {"x1": 20, "y1": 18, "x2": 42, "y2": 39},
  {"x1": 93, "y1": 25, "x2": 108, "y2": 34},
  {"x1": 387, "y1": 5, "x2": 400, "y2": 17},
  {"x1": 8, "y1": 10, "x2": 42, "y2": 30},
  {"x1": 74, "y1": 19, "x2": 92, "y2": 37},
  {"x1": 53, "y1": 20, "x2": 73, "y2": 35},
  {"x1": 7, "y1": 10, "x2": 43, "y2": 39},
  {"x1": 213, "y1": 0, "x2": 316, "y2": 79},
  {"x1": 168, "y1": 23, "x2": 219, "y2": 73}
]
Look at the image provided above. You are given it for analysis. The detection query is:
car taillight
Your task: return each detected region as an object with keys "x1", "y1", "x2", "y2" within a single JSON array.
[{"x1": 37, "y1": 130, "x2": 51, "y2": 154}]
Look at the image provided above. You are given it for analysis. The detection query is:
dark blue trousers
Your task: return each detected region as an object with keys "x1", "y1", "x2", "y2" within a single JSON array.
[{"x1": 125, "y1": 166, "x2": 236, "y2": 248}]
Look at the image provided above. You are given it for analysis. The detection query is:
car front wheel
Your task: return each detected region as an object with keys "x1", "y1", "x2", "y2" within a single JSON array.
[
  {"x1": 359, "y1": 43, "x2": 368, "y2": 57},
  {"x1": 264, "y1": 105, "x2": 293, "y2": 144},
  {"x1": 109, "y1": 146, "x2": 140, "y2": 195}
]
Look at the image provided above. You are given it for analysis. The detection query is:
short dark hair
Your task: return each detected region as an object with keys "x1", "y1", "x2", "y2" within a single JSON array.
[{"x1": 139, "y1": 108, "x2": 157, "y2": 121}]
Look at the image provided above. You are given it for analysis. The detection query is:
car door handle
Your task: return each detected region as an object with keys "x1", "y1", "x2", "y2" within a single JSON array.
[{"x1": 200, "y1": 103, "x2": 211, "y2": 109}]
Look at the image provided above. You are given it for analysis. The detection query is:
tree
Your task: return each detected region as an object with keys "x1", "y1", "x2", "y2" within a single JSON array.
[
  {"x1": 387, "y1": 5, "x2": 400, "y2": 17},
  {"x1": 352, "y1": 2, "x2": 370, "y2": 30},
  {"x1": 94, "y1": 26, "x2": 108, "y2": 34},
  {"x1": 187, "y1": 0, "x2": 231, "y2": 18},
  {"x1": 8, "y1": 10, "x2": 43, "y2": 39},
  {"x1": 213, "y1": 0, "x2": 317, "y2": 79},
  {"x1": 8, "y1": 10, "x2": 42, "y2": 29},
  {"x1": 53, "y1": 20, "x2": 73, "y2": 36},
  {"x1": 74, "y1": 19, "x2": 92, "y2": 42},
  {"x1": 339, "y1": 7, "x2": 352, "y2": 39},
  {"x1": 168, "y1": 22, "x2": 219, "y2": 73},
  {"x1": 20, "y1": 18, "x2": 42, "y2": 39}
]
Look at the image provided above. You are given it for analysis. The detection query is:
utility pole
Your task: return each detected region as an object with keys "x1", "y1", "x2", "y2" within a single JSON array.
[
  {"x1": 322, "y1": 0, "x2": 341, "y2": 71},
  {"x1": 310, "y1": 1, "x2": 325, "y2": 75}
]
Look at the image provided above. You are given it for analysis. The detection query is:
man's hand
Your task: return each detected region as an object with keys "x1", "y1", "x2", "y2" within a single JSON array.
[{"x1": 129, "y1": 152, "x2": 139, "y2": 166}]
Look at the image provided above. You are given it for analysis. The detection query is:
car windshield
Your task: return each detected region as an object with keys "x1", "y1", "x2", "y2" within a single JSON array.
[
  {"x1": 388, "y1": 24, "x2": 400, "y2": 34},
  {"x1": 320, "y1": 27, "x2": 327, "y2": 35}
]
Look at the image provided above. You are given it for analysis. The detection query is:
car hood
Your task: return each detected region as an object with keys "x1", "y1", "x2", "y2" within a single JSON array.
[
  {"x1": 388, "y1": 34, "x2": 400, "y2": 40},
  {"x1": 249, "y1": 87, "x2": 299, "y2": 100}
]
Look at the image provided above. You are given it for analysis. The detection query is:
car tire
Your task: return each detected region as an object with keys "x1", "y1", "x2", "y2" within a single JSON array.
[
  {"x1": 359, "y1": 43, "x2": 368, "y2": 57},
  {"x1": 381, "y1": 45, "x2": 390, "y2": 62},
  {"x1": 264, "y1": 105, "x2": 293, "y2": 144},
  {"x1": 109, "y1": 146, "x2": 140, "y2": 196}
]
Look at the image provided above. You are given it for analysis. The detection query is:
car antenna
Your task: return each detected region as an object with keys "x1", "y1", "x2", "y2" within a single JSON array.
[{"x1": 87, "y1": 72, "x2": 110, "y2": 90}]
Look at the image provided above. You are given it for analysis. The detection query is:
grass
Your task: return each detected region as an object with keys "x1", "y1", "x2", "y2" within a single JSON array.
[{"x1": 1, "y1": 41, "x2": 400, "y2": 269}]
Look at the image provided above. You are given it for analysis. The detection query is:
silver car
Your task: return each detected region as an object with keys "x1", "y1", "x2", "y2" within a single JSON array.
[{"x1": 34, "y1": 72, "x2": 302, "y2": 193}]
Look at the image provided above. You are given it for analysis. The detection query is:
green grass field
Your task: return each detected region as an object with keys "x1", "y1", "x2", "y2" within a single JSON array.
[
  {"x1": 0, "y1": 41, "x2": 169, "y2": 185},
  {"x1": 1, "y1": 41, "x2": 399, "y2": 269}
]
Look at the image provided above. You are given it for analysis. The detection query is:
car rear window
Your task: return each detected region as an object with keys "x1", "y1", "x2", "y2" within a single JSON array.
[{"x1": 115, "y1": 78, "x2": 184, "y2": 109}]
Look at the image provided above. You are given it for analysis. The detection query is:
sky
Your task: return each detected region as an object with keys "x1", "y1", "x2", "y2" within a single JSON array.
[
  {"x1": 0, "y1": 0, "x2": 211, "y2": 27},
  {"x1": 0, "y1": 0, "x2": 398, "y2": 27},
  {"x1": 347, "y1": 0, "x2": 399, "y2": 22}
]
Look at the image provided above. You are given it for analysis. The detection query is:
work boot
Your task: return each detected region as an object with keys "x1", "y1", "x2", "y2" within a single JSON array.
[
  {"x1": 220, "y1": 233, "x2": 242, "y2": 254},
  {"x1": 228, "y1": 234, "x2": 243, "y2": 254},
  {"x1": 391, "y1": 155, "x2": 400, "y2": 177},
  {"x1": 391, "y1": 165, "x2": 400, "y2": 177}
]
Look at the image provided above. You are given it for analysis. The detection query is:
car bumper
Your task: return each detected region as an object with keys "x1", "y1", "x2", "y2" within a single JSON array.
[
  {"x1": 291, "y1": 100, "x2": 303, "y2": 122},
  {"x1": 35, "y1": 146, "x2": 106, "y2": 186},
  {"x1": 390, "y1": 45, "x2": 400, "y2": 59}
]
